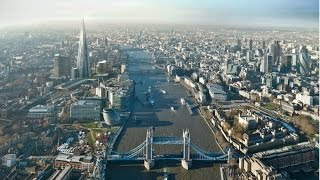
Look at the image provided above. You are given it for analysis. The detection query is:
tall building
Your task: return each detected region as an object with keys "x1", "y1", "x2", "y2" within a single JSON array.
[
  {"x1": 237, "y1": 39, "x2": 242, "y2": 50},
  {"x1": 269, "y1": 41, "x2": 281, "y2": 65},
  {"x1": 262, "y1": 40, "x2": 266, "y2": 49},
  {"x1": 299, "y1": 46, "x2": 311, "y2": 76},
  {"x1": 77, "y1": 19, "x2": 90, "y2": 79},
  {"x1": 281, "y1": 54, "x2": 292, "y2": 73},
  {"x1": 53, "y1": 54, "x2": 70, "y2": 77},
  {"x1": 246, "y1": 50, "x2": 250, "y2": 63},
  {"x1": 260, "y1": 54, "x2": 273, "y2": 73},
  {"x1": 249, "y1": 39, "x2": 253, "y2": 50}
]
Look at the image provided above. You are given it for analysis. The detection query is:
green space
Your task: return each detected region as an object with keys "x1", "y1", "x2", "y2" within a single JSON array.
[
  {"x1": 80, "y1": 122, "x2": 120, "y2": 145},
  {"x1": 262, "y1": 102, "x2": 279, "y2": 110},
  {"x1": 81, "y1": 122, "x2": 98, "y2": 129},
  {"x1": 292, "y1": 115, "x2": 318, "y2": 139}
]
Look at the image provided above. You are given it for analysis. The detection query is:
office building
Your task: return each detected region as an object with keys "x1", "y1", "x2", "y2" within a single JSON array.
[
  {"x1": 237, "y1": 38, "x2": 242, "y2": 50},
  {"x1": 260, "y1": 54, "x2": 272, "y2": 73},
  {"x1": 206, "y1": 83, "x2": 227, "y2": 101},
  {"x1": 53, "y1": 54, "x2": 71, "y2": 77},
  {"x1": 70, "y1": 99, "x2": 102, "y2": 121},
  {"x1": 281, "y1": 54, "x2": 292, "y2": 73},
  {"x1": 76, "y1": 19, "x2": 90, "y2": 78},
  {"x1": 269, "y1": 41, "x2": 281, "y2": 65},
  {"x1": 262, "y1": 40, "x2": 266, "y2": 49},
  {"x1": 249, "y1": 39, "x2": 253, "y2": 50},
  {"x1": 71, "y1": 67, "x2": 79, "y2": 79},
  {"x1": 54, "y1": 154, "x2": 94, "y2": 171},
  {"x1": 27, "y1": 105, "x2": 57, "y2": 121},
  {"x1": 2, "y1": 154, "x2": 16, "y2": 167},
  {"x1": 246, "y1": 50, "x2": 250, "y2": 63},
  {"x1": 299, "y1": 46, "x2": 311, "y2": 76}
]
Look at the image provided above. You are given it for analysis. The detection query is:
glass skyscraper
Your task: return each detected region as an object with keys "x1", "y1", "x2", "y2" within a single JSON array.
[
  {"x1": 299, "y1": 46, "x2": 311, "y2": 76},
  {"x1": 77, "y1": 19, "x2": 90, "y2": 78}
]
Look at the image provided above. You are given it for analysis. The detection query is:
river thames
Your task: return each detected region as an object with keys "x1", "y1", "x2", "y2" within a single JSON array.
[{"x1": 106, "y1": 49, "x2": 223, "y2": 180}]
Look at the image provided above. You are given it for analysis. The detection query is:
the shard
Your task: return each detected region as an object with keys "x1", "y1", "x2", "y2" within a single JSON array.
[{"x1": 77, "y1": 19, "x2": 90, "y2": 78}]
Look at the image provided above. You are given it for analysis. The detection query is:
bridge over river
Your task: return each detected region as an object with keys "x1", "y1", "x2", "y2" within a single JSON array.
[{"x1": 108, "y1": 128, "x2": 231, "y2": 170}]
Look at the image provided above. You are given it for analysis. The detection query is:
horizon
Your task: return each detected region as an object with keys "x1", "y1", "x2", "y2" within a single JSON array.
[{"x1": 0, "y1": 0, "x2": 319, "y2": 30}]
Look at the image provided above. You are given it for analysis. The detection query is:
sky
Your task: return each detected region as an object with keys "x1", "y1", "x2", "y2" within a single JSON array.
[{"x1": 0, "y1": 0, "x2": 318, "y2": 28}]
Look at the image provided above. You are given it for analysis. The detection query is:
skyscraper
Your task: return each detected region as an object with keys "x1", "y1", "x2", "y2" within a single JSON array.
[
  {"x1": 260, "y1": 54, "x2": 273, "y2": 73},
  {"x1": 249, "y1": 39, "x2": 253, "y2": 50},
  {"x1": 77, "y1": 19, "x2": 90, "y2": 79},
  {"x1": 246, "y1": 50, "x2": 250, "y2": 63},
  {"x1": 299, "y1": 46, "x2": 311, "y2": 76},
  {"x1": 262, "y1": 40, "x2": 266, "y2": 49},
  {"x1": 54, "y1": 54, "x2": 71, "y2": 77},
  {"x1": 237, "y1": 39, "x2": 242, "y2": 50},
  {"x1": 269, "y1": 41, "x2": 281, "y2": 66}
]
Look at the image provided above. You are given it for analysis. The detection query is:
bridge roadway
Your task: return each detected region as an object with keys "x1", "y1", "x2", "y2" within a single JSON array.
[{"x1": 108, "y1": 49, "x2": 223, "y2": 179}]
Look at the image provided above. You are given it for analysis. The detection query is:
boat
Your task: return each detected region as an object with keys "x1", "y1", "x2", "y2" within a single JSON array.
[
  {"x1": 146, "y1": 86, "x2": 155, "y2": 106},
  {"x1": 160, "y1": 89, "x2": 166, "y2": 94},
  {"x1": 180, "y1": 98, "x2": 185, "y2": 105}
]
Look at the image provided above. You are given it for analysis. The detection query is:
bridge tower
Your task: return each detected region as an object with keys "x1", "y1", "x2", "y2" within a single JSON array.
[
  {"x1": 144, "y1": 127, "x2": 154, "y2": 170},
  {"x1": 227, "y1": 147, "x2": 233, "y2": 164},
  {"x1": 181, "y1": 129, "x2": 192, "y2": 170}
]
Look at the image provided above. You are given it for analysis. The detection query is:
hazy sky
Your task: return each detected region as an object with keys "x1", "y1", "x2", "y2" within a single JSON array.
[{"x1": 0, "y1": 0, "x2": 318, "y2": 28}]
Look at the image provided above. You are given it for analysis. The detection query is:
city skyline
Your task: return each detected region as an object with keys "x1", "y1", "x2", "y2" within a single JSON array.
[{"x1": 0, "y1": 0, "x2": 318, "y2": 29}]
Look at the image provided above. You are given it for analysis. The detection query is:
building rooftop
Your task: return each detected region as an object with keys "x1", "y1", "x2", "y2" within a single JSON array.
[
  {"x1": 28, "y1": 105, "x2": 55, "y2": 113},
  {"x1": 72, "y1": 100, "x2": 101, "y2": 107},
  {"x1": 254, "y1": 141, "x2": 314, "y2": 159}
]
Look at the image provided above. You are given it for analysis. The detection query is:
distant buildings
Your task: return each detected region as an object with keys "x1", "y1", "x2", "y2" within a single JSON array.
[
  {"x1": 70, "y1": 99, "x2": 102, "y2": 121},
  {"x1": 53, "y1": 54, "x2": 70, "y2": 77},
  {"x1": 76, "y1": 19, "x2": 90, "y2": 79}
]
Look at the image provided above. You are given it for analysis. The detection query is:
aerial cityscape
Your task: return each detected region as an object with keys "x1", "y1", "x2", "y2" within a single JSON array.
[{"x1": 0, "y1": 0, "x2": 319, "y2": 180}]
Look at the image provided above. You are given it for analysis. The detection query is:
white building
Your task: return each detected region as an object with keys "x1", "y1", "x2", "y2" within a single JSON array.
[
  {"x1": 295, "y1": 93, "x2": 313, "y2": 106},
  {"x1": 184, "y1": 78, "x2": 196, "y2": 88},
  {"x1": 96, "y1": 87, "x2": 106, "y2": 97},
  {"x1": 2, "y1": 154, "x2": 16, "y2": 167},
  {"x1": 238, "y1": 114, "x2": 257, "y2": 129},
  {"x1": 206, "y1": 83, "x2": 227, "y2": 101}
]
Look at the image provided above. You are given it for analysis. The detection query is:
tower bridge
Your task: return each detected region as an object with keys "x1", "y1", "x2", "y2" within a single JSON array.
[
  {"x1": 129, "y1": 68, "x2": 163, "y2": 75},
  {"x1": 107, "y1": 128, "x2": 233, "y2": 170}
]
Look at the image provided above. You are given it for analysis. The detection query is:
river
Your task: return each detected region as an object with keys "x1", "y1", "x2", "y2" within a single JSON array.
[{"x1": 106, "y1": 49, "x2": 223, "y2": 180}]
